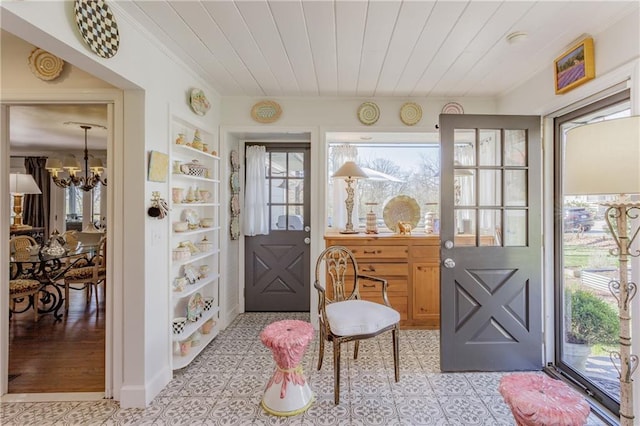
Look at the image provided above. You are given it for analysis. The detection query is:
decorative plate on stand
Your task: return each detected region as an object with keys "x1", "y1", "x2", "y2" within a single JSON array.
[
  {"x1": 74, "y1": 0, "x2": 120, "y2": 59},
  {"x1": 400, "y1": 102, "x2": 422, "y2": 126},
  {"x1": 357, "y1": 102, "x2": 380, "y2": 125},
  {"x1": 383, "y1": 195, "x2": 421, "y2": 232},
  {"x1": 186, "y1": 292, "x2": 204, "y2": 322},
  {"x1": 28, "y1": 48, "x2": 64, "y2": 81}
]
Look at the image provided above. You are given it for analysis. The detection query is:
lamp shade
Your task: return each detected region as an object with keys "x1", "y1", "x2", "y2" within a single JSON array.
[
  {"x1": 564, "y1": 116, "x2": 640, "y2": 195},
  {"x1": 332, "y1": 161, "x2": 369, "y2": 179},
  {"x1": 45, "y1": 157, "x2": 63, "y2": 170},
  {"x1": 9, "y1": 173, "x2": 42, "y2": 195}
]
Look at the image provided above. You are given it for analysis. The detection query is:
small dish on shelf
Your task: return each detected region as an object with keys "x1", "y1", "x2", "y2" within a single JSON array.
[{"x1": 173, "y1": 221, "x2": 189, "y2": 233}]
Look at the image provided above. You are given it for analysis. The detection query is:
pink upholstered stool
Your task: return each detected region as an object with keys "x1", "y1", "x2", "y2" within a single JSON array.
[
  {"x1": 260, "y1": 320, "x2": 314, "y2": 416},
  {"x1": 499, "y1": 373, "x2": 590, "y2": 426}
]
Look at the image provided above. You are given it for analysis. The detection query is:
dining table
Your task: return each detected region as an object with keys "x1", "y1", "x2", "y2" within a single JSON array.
[{"x1": 10, "y1": 245, "x2": 99, "y2": 320}]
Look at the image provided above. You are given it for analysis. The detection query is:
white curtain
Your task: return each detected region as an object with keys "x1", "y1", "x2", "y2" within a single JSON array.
[{"x1": 243, "y1": 145, "x2": 269, "y2": 236}]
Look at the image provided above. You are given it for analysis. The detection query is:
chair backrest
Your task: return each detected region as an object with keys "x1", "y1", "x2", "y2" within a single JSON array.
[
  {"x1": 62, "y1": 230, "x2": 79, "y2": 249},
  {"x1": 96, "y1": 237, "x2": 107, "y2": 269},
  {"x1": 10, "y1": 235, "x2": 38, "y2": 254},
  {"x1": 314, "y1": 246, "x2": 360, "y2": 305}
]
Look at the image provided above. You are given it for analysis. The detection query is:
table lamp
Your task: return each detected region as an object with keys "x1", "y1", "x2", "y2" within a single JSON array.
[
  {"x1": 332, "y1": 161, "x2": 368, "y2": 234},
  {"x1": 9, "y1": 173, "x2": 42, "y2": 230},
  {"x1": 564, "y1": 115, "x2": 640, "y2": 426}
]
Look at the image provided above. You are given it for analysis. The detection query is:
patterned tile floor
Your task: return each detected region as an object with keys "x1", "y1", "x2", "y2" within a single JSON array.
[{"x1": 1, "y1": 312, "x2": 608, "y2": 425}]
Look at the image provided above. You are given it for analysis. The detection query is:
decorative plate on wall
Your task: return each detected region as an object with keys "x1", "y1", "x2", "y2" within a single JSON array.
[
  {"x1": 357, "y1": 102, "x2": 380, "y2": 125},
  {"x1": 251, "y1": 100, "x2": 282, "y2": 123},
  {"x1": 441, "y1": 102, "x2": 464, "y2": 114},
  {"x1": 190, "y1": 88, "x2": 211, "y2": 116},
  {"x1": 230, "y1": 216, "x2": 240, "y2": 240},
  {"x1": 400, "y1": 102, "x2": 422, "y2": 126},
  {"x1": 28, "y1": 48, "x2": 64, "y2": 81},
  {"x1": 74, "y1": 0, "x2": 120, "y2": 59}
]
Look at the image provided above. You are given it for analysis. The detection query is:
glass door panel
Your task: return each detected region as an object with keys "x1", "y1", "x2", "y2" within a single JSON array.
[{"x1": 555, "y1": 92, "x2": 630, "y2": 415}]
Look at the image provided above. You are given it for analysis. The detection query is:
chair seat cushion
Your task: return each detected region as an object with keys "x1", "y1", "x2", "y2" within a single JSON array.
[
  {"x1": 65, "y1": 266, "x2": 106, "y2": 281},
  {"x1": 10, "y1": 279, "x2": 40, "y2": 294},
  {"x1": 326, "y1": 299, "x2": 400, "y2": 336}
]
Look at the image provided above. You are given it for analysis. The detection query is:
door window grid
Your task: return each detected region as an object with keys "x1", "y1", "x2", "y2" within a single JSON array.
[
  {"x1": 454, "y1": 128, "x2": 529, "y2": 247},
  {"x1": 267, "y1": 151, "x2": 305, "y2": 231}
]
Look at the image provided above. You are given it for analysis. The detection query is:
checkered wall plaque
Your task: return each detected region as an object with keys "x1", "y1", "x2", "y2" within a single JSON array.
[{"x1": 74, "y1": 0, "x2": 120, "y2": 59}]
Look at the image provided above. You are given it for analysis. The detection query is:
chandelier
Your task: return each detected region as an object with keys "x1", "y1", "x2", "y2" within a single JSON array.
[{"x1": 46, "y1": 123, "x2": 107, "y2": 191}]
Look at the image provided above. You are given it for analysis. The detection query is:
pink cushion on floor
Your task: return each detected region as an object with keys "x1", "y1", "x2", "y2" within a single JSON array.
[{"x1": 499, "y1": 373, "x2": 590, "y2": 426}]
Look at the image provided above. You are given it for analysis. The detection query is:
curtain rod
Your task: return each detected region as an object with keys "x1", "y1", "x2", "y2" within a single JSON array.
[{"x1": 10, "y1": 155, "x2": 48, "y2": 159}]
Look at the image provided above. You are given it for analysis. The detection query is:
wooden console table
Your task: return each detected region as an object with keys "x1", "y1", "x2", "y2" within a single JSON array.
[{"x1": 324, "y1": 232, "x2": 440, "y2": 329}]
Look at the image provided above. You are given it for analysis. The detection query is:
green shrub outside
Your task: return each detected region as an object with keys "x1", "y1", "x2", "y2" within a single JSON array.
[{"x1": 567, "y1": 289, "x2": 618, "y2": 345}]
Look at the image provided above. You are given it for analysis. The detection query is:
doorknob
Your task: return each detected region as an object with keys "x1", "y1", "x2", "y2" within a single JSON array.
[
  {"x1": 304, "y1": 226, "x2": 311, "y2": 232},
  {"x1": 304, "y1": 237, "x2": 310, "y2": 245},
  {"x1": 443, "y1": 240, "x2": 454, "y2": 249},
  {"x1": 443, "y1": 258, "x2": 455, "y2": 269}
]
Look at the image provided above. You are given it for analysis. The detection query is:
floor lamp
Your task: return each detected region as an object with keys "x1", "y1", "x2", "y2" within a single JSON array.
[
  {"x1": 10, "y1": 173, "x2": 42, "y2": 230},
  {"x1": 332, "y1": 161, "x2": 368, "y2": 234},
  {"x1": 565, "y1": 116, "x2": 640, "y2": 425}
]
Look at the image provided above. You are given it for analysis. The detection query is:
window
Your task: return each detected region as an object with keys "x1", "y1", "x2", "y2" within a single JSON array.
[{"x1": 327, "y1": 133, "x2": 439, "y2": 232}]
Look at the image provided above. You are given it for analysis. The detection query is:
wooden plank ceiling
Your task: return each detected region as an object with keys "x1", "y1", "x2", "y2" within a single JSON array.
[{"x1": 116, "y1": 0, "x2": 637, "y2": 98}]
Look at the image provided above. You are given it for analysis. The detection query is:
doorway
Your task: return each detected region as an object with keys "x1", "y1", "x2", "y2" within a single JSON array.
[
  {"x1": 553, "y1": 90, "x2": 631, "y2": 415},
  {"x1": 6, "y1": 103, "x2": 109, "y2": 394},
  {"x1": 244, "y1": 143, "x2": 311, "y2": 312}
]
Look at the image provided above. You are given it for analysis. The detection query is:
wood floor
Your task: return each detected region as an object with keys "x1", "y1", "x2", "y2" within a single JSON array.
[{"x1": 8, "y1": 284, "x2": 105, "y2": 393}]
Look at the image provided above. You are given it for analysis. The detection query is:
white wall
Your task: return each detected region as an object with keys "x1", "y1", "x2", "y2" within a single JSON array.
[{"x1": 1, "y1": 1, "x2": 221, "y2": 408}]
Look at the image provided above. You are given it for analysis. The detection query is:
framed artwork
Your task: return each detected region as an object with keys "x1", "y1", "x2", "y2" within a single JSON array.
[
  {"x1": 554, "y1": 37, "x2": 595, "y2": 94},
  {"x1": 148, "y1": 150, "x2": 169, "y2": 182}
]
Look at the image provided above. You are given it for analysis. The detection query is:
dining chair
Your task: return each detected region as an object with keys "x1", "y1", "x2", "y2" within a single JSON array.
[
  {"x1": 9, "y1": 235, "x2": 38, "y2": 253},
  {"x1": 9, "y1": 279, "x2": 41, "y2": 321},
  {"x1": 63, "y1": 237, "x2": 107, "y2": 313},
  {"x1": 313, "y1": 245, "x2": 400, "y2": 404}
]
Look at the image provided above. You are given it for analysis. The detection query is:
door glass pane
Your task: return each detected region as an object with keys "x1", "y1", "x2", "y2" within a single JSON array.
[
  {"x1": 455, "y1": 171, "x2": 475, "y2": 206},
  {"x1": 288, "y1": 152, "x2": 304, "y2": 176},
  {"x1": 505, "y1": 170, "x2": 527, "y2": 207},
  {"x1": 287, "y1": 179, "x2": 304, "y2": 204},
  {"x1": 454, "y1": 129, "x2": 476, "y2": 166},
  {"x1": 271, "y1": 205, "x2": 286, "y2": 230},
  {"x1": 286, "y1": 206, "x2": 304, "y2": 230},
  {"x1": 270, "y1": 152, "x2": 286, "y2": 177},
  {"x1": 505, "y1": 130, "x2": 527, "y2": 166},
  {"x1": 455, "y1": 209, "x2": 475, "y2": 239},
  {"x1": 479, "y1": 170, "x2": 501, "y2": 206},
  {"x1": 504, "y1": 209, "x2": 527, "y2": 246},
  {"x1": 479, "y1": 209, "x2": 501, "y2": 246},
  {"x1": 479, "y1": 129, "x2": 501, "y2": 166}
]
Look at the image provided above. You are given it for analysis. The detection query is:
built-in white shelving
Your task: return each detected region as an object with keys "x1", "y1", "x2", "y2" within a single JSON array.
[{"x1": 169, "y1": 115, "x2": 221, "y2": 370}]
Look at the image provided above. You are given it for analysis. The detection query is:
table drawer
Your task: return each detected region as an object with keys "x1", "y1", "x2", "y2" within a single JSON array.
[
  {"x1": 357, "y1": 262, "x2": 407, "y2": 277},
  {"x1": 412, "y1": 246, "x2": 440, "y2": 260},
  {"x1": 360, "y1": 278, "x2": 408, "y2": 296},
  {"x1": 349, "y1": 245, "x2": 408, "y2": 259}
]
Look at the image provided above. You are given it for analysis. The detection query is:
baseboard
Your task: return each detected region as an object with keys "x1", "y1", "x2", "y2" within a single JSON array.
[{"x1": 119, "y1": 366, "x2": 171, "y2": 409}]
